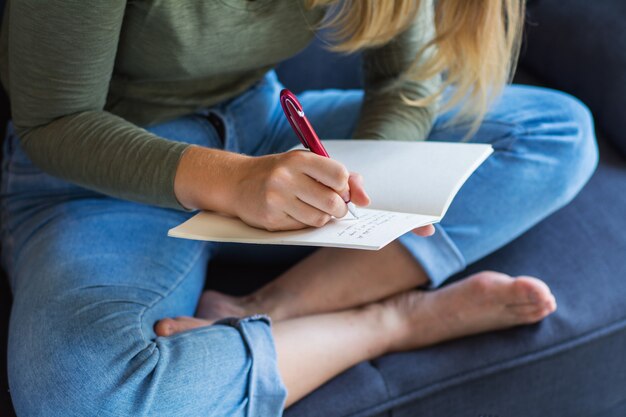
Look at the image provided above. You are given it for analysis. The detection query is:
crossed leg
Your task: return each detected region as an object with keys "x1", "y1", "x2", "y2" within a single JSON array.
[
  {"x1": 4, "y1": 80, "x2": 596, "y2": 415},
  {"x1": 156, "y1": 244, "x2": 556, "y2": 406},
  {"x1": 154, "y1": 84, "x2": 598, "y2": 407}
]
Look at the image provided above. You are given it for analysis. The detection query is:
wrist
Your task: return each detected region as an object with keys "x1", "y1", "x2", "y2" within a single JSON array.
[{"x1": 174, "y1": 145, "x2": 249, "y2": 213}]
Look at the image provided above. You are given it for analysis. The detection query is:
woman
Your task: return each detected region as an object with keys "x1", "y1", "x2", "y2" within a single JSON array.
[{"x1": 0, "y1": 0, "x2": 597, "y2": 415}]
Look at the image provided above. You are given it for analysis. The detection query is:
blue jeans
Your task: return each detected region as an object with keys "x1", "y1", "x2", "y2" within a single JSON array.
[{"x1": 1, "y1": 71, "x2": 597, "y2": 416}]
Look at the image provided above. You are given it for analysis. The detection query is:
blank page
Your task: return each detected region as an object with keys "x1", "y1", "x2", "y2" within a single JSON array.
[{"x1": 319, "y1": 141, "x2": 493, "y2": 217}]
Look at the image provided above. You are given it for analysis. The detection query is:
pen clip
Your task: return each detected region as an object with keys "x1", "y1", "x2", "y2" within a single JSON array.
[
  {"x1": 285, "y1": 98, "x2": 304, "y2": 118},
  {"x1": 280, "y1": 89, "x2": 311, "y2": 149},
  {"x1": 285, "y1": 98, "x2": 309, "y2": 148}
]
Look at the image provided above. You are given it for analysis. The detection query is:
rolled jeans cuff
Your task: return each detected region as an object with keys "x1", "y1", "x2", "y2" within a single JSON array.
[
  {"x1": 396, "y1": 224, "x2": 466, "y2": 288},
  {"x1": 214, "y1": 315, "x2": 287, "y2": 417}
]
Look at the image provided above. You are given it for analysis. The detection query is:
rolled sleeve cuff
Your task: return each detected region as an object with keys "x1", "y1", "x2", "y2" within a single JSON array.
[
  {"x1": 396, "y1": 224, "x2": 466, "y2": 288},
  {"x1": 215, "y1": 315, "x2": 287, "y2": 417}
]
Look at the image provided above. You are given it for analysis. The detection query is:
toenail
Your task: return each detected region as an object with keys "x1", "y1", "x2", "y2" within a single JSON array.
[{"x1": 528, "y1": 290, "x2": 540, "y2": 303}]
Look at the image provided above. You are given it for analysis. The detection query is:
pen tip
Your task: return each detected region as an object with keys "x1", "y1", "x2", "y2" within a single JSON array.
[{"x1": 347, "y1": 203, "x2": 359, "y2": 219}]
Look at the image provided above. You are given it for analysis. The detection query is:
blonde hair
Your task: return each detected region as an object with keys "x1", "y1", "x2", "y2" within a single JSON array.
[{"x1": 305, "y1": 0, "x2": 525, "y2": 133}]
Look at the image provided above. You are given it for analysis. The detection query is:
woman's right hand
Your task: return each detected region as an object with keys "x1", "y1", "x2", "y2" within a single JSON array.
[
  {"x1": 233, "y1": 149, "x2": 370, "y2": 231},
  {"x1": 174, "y1": 146, "x2": 370, "y2": 231}
]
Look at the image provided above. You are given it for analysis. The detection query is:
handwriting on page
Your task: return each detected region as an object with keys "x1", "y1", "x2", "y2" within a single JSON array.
[{"x1": 336, "y1": 212, "x2": 399, "y2": 239}]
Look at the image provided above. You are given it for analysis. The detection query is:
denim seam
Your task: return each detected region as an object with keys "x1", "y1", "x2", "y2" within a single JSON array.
[
  {"x1": 224, "y1": 111, "x2": 244, "y2": 154},
  {"x1": 433, "y1": 119, "x2": 524, "y2": 152},
  {"x1": 224, "y1": 72, "x2": 277, "y2": 154},
  {"x1": 234, "y1": 113, "x2": 252, "y2": 153},
  {"x1": 227, "y1": 99, "x2": 261, "y2": 155},
  {"x1": 153, "y1": 315, "x2": 287, "y2": 415},
  {"x1": 226, "y1": 74, "x2": 270, "y2": 113},
  {"x1": 426, "y1": 225, "x2": 466, "y2": 286},
  {"x1": 485, "y1": 120, "x2": 527, "y2": 152},
  {"x1": 340, "y1": 315, "x2": 626, "y2": 417},
  {"x1": 137, "y1": 242, "x2": 208, "y2": 344},
  {"x1": 221, "y1": 78, "x2": 269, "y2": 127},
  {"x1": 190, "y1": 114, "x2": 222, "y2": 145},
  {"x1": 237, "y1": 317, "x2": 288, "y2": 416}
]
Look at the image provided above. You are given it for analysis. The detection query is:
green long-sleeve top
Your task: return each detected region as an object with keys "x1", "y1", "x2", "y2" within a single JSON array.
[{"x1": 0, "y1": 0, "x2": 439, "y2": 210}]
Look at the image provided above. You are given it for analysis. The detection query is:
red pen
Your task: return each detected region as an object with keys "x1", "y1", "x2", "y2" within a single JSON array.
[{"x1": 280, "y1": 88, "x2": 359, "y2": 219}]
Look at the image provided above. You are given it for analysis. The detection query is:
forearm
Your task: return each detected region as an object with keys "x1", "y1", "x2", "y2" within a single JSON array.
[
  {"x1": 174, "y1": 145, "x2": 249, "y2": 212},
  {"x1": 352, "y1": 78, "x2": 439, "y2": 141},
  {"x1": 18, "y1": 111, "x2": 191, "y2": 210},
  {"x1": 354, "y1": 0, "x2": 440, "y2": 141}
]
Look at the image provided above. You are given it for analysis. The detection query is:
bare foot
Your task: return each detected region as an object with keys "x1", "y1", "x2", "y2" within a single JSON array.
[
  {"x1": 154, "y1": 290, "x2": 259, "y2": 337},
  {"x1": 384, "y1": 271, "x2": 557, "y2": 352},
  {"x1": 155, "y1": 271, "x2": 557, "y2": 345},
  {"x1": 195, "y1": 290, "x2": 249, "y2": 322},
  {"x1": 154, "y1": 290, "x2": 261, "y2": 337}
]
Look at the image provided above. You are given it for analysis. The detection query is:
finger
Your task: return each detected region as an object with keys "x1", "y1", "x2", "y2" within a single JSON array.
[
  {"x1": 285, "y1": 197, "x2": 334, "y2": 228},
  {"x1": 347, "y1": 172, "x2": 370, "y2": 207},
  {"x1": 267, "y1": 213, "x2": 310, "y2": 231},
  {"x1": 298, "y1": 152, "x2": 350, "y2": 194},
  {"x1": 245, "y1": 211, "x2": 309, "y2": 232},
  {"x1": 412, "y1": 224, "x2": 436, "y2": 236},
  {"x1": 295, "y1": 175, "x2": 349, "y2": 218}
]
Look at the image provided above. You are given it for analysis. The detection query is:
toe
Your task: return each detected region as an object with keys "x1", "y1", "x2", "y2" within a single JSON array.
[
  {"x1": 511, "y1": 276, "x2": 554, "y2": 305},
  {"x1": 508, "y1": 297, "x2": 557, "y2": 324},
  {"x1": 155, "y1": 316, "x2": 211, "y2": 337},
  {"x1": 529, "y1": 301, "x2": 557, "y2": 322},
  {"x1": 154, "y1": 318, "x2": 177, "y2": 337},
  {"x1": 463, "y1": 271, "x2": 513, "y2": 298},
  {"x1": 196, "y1": 290, "x2": 246, "y2": 321},
  {"x1": 545, "y1": 294, "x2": 558, "y2": 313}
]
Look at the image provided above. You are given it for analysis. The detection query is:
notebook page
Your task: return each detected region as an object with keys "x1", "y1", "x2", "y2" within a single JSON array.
[
  {"x1": 318, "y1": 141, "x2": 493, "y2": 217},
  {"x1": 168, "y1": 208, "x2": 438, "y2": 250}
]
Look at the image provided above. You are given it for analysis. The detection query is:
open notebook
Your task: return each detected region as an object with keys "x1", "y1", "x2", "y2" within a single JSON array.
[{"x1": 168, "y1": 140, "x2": 493, "y2": 250}]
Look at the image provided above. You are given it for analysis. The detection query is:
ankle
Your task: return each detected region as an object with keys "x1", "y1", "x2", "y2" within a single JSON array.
[
  {"x1": 240, "y1": 293, "x2": 263, "y2": 315},
  {"x1": 241, "y1": 292, "x2": 290, "y2": 321},
  {"x1": 362, "y1": 301, "x2": 404, "y2": 356},
  {"x1": 376, "y1": 292, "x2": 431, "y2": 354}
]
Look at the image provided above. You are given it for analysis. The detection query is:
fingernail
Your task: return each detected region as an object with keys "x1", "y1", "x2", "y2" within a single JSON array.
[{"x1": 341, "y1": 191, "x2": 350, "y2": 202}]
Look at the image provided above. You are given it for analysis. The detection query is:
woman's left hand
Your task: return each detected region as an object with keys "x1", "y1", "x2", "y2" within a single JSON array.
[
  {"x1": 346, "y1": 172, "x2": 370, "y2": 207},
  {"x1": 412, "y1": 224, "x2": 435, "y2": 236}
]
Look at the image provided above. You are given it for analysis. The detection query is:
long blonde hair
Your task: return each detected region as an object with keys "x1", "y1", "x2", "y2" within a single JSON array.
[{"x1": 305, "y1": 0, "x2": 525, "y2": 133}]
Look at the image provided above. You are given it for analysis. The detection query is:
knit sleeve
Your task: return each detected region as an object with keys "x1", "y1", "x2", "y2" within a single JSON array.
[
  {"x1": 5, "y1": 0, "x2": 191, "y2": 209},
  {"x1": 353, "y1": 0, "x2": 441, "y2": 141}
]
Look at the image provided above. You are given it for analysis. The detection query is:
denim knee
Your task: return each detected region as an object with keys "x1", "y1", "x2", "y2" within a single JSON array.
[
  {"x1": 545, "y1": 90, "x2": 598, "y2": 206},
  {"x1": 9, "y1": 294, "x2": 285, "y2": 417},
  {"x1": 513, "y1": 87, "x2": 599, "y2": 210}
]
